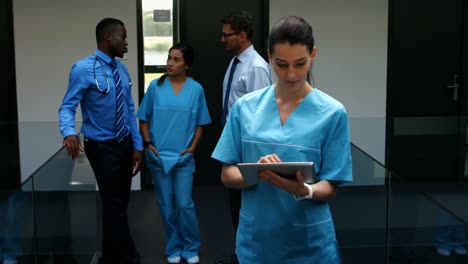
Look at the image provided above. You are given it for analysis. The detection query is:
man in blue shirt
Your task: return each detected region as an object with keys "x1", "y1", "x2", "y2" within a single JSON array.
[
  {"x1": 216, "y1": 10, "x2": 273, "y2": 264},
  {"x1": 58, "y1": 17, "x2": 142, "y2": 264}
]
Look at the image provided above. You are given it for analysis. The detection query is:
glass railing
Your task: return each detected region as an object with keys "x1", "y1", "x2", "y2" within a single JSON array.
[
  {"x1": 1, "y1": 117, "x2": 467, "y2": 263},
  {"x1": 0, "y1": 140, "x2": 99, "y2": 264},
  {"x1": 32, "y1": 146, "x2": 99, "y2": 264},
  {"x1": 0, "y1": 181, "x2": 35, "y2": 264},
  {"x1": 333, "y1": 143, "x2": 388, "y2": 263},
  {"x1": 387, "y1": 171, "x2": 468, "y2": 263},
  {"x1": 386, "y1": 116, "x2": 468, "y2": 262}
]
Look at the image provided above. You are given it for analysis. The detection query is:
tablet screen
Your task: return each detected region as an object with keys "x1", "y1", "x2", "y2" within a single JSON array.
[{"x1": 237, "y1": 162, "x2": 317, "y2": 185}]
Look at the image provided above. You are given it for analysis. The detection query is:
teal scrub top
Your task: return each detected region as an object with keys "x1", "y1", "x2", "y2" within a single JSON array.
[
  {"x1": 212, "y1": 85, "x2": 352, "y2": 263},
  {"x1": 137, "y1": 77, "x2": 211, "y2": 174}
]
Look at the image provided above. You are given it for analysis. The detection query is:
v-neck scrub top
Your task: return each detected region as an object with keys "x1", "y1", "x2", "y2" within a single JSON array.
[
  {"x1": 137, "y1": 77, "x2": 211, "y2": 174},
  {"x1": 212, "y1": 85, "x2": 352, "y2": 263}
]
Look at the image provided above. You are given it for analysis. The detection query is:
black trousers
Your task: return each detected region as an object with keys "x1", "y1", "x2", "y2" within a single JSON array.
[
  {"x1": 228, "y1": 188, "x2": 241, "y2": 232},
  {"x1": 84, "y1": 136, "x2": 140, "y2": 264}
]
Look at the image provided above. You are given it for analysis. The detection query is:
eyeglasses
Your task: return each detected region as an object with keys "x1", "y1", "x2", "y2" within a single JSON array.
[{"x1": 222, "y1": 31, "x2": 241, "y2": 38}]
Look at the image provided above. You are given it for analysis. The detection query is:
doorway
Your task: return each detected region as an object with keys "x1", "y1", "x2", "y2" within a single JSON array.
[
  {"x1": 178, "y1": 0, "x2": 269, "y2": 185},
  {"x1": 387, "y1": 0, "x2": 467, "y2": 181}
]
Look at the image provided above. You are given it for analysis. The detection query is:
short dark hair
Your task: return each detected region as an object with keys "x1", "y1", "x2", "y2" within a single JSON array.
[
  {"x1": 220, "y1": 10, "x2": 254, "y2": 40},
  {"x1": 95, "y1": 17, "x2": 124, "y2": 44},
  {"x1": 268, "y1": 16, "x2": 315, "y2": 55}
]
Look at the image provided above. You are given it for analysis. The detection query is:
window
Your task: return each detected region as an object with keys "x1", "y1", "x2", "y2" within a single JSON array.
[{"x1": 141, "y1": 0, "x2": 177, "y2": 91}]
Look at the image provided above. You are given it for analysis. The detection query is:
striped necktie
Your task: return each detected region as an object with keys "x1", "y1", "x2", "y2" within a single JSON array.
[
  {"x1": 221, "y1": 57, "x2": 240, "y2": 125},
  {"x1": 110, "y1": 60, "x2": 127, "y2": 142}
]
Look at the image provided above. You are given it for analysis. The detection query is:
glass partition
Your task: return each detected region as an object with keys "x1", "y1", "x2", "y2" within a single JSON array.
[
  {"x1": 1, "y1": 120, "x2": 100, "y2": 264},
  {"x1": 332, "y1": 143, "x2": 388, "y2": 264},
  {"x1": 32, "y1": 147, "x2": 99, "y2": 263},
  {"x1": 0, "y1": 179, "x2": 35, "y2": 264},
  {"x1": 387, "y1": 172, "x2": 468, "y2": 263},
  {"x1": 387, "y1": 116, "x2": 468, "y2": 262}
]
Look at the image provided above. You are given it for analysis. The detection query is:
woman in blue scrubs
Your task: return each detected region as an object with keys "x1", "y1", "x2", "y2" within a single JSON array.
[
  {"x1": 137, "y1": 43, "x2": 211, "y2": 264},
  {"x1": 212, "y1": 16, "x2": 352, "y2": 263}
]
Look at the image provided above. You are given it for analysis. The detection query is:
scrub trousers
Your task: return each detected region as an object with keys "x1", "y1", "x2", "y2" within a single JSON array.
[{"x1": 148, "y1": 165, "x2": 200, "y2": 260}]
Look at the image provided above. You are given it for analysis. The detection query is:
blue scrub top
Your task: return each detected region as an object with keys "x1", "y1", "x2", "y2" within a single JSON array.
[
  {"x1": 212, "y1": 85, "x2": 352, "y2": 263},
  {"x1": 137, "y1": 77, "x2": 211, "y2": 174}
]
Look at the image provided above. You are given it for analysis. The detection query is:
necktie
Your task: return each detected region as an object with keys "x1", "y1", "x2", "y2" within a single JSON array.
[
  {"x1": 110, "y1": 60, "x2": 127, "y2": 142},
  {"x1": 221, "y1": 57, "x2": 240, "y2": 124}
]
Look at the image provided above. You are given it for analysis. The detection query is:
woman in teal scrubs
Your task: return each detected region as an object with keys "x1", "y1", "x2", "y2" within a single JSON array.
[
  {"x1": 212, "y1": 16, "x2": 352, "y2": 263},
  {"x1": 137, "y1": 43, "x2": 211, "y2": 264}
]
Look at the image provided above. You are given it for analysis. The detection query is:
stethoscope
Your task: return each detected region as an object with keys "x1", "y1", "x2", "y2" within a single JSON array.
[{"x1": 93, "y1": 54, "x2": 131, "y2": 94}]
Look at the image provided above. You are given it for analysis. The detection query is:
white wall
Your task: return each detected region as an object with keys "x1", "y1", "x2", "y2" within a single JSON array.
[
  {"x1": 270, "y1": 0, "x2": 388, "y2": 167},
  {"x1": 14, "y1": 0, "x2": 141, "y2": 189}
]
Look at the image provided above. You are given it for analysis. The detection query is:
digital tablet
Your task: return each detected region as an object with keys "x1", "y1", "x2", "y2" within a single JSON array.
[{"x1": 237, "y1": 162, "x2": 317, "y2": 185}]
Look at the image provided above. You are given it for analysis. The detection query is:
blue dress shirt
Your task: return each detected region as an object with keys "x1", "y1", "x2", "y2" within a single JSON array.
[{"x1": 59, "y1": 49, "x2": 142, "y2": 150}]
